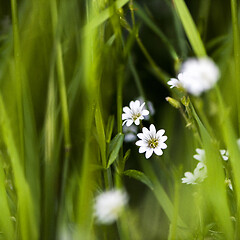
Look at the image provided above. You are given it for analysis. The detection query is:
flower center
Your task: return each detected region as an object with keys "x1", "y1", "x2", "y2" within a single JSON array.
[
  {"x1": 148, "y1": 138, "x2": 158, "y2": 148},
  {"x1": 132, "y1": 112, "x2": 141, "y2": 121}
]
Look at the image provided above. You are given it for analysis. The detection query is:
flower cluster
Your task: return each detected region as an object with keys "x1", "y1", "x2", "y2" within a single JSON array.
[
  {"x1": 182, "y1": 148, "x2": 230, "y2": 185},
  {"x1": 94, "y1": 190, "x2": 128, "y2": 224},
  {"x1": 168, "y1": 57, "x2": 220, "y2": 96},
  {"x1": 122, "y1": 100, "x2": 168, "y2": 159},
  {"x1": 182, "y1": 148, "x2": 207, "y2": 185}
]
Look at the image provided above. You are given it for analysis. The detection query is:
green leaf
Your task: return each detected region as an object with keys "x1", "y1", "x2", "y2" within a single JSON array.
[
  {"x1": 118, "y1": 149, "x2": 131, "y2": 173},
  {"x1": 106, "y1": 115, "x2": 114, "y2": 143},
  {"x1": 123, "y1": 169, "x2": 154, "y2": 190},
  {"x1": 84, "y1": 0, "x2": 130, "y2": 33},
  {"x1": 107, "y1": 133, "x2": 124, "y2": 168},
  {"x1": 95, "y1": 105, "x2": 107, "y2": 168},
  {"x1": 173, "y1": 0, "x2": 206, "y2": 57}
]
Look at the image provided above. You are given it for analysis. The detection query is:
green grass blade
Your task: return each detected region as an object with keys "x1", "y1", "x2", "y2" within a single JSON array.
[
  {"x1": 173, "y1": 0, "x2": 206, "y2": 57},
  {"x1": 123, "y1": 169, "x2": 154, "y2": 190},
  {"x1": 191, "y1": 104, "x2": 234, "y2": 239},
  {"x1": 0, "y1": 160, "x2": 14, "y2": 240}
]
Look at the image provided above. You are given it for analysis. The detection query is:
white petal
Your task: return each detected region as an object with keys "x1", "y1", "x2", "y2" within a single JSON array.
[
  {"x1": 193, "y1": 154, "x2": 202, "y2": 161},
  {"x1": 139, "y1": 146, "x2": 147, "y2": 153},
  {"x1": 149, "y1": 124, "x2": 156, "y2": 135},
  {"x1": 136, "y1": 140, "x2": 144, "y2": 146},
  {"x1": 134, "y1": 118, "x2": 140, "y2": 125},
  {"x1": 220, "y1": 149, "x2": 226, "y2": 155},
  {"x1": 142, "y1": 110, "x2": 149, "y2": 116},
  {"x1": 142, "y1": 127, "x2": 149, "y2": 136},
  {"x1": 122, "y1": 113, "x2": 129, "y2": 120},
  {"x1": 123, "y1": 107, "x2": 131, "y2": 114},
  {"x1": 145, "y1": 149, "x2": 153, "y2": 159},
  {"x1": 160, "y1": 136, "x2": 167, "y2": 142},
  {"x1": 154, "y1": 148, "x2": 163, "y2": 156},
  {"x1": 129, "y1": 101, "x2": 135, "y2": 109},
  {"x1": 122, "y1": 120, "x2": 127, "y2": 126},
  {"x1": 137, "y1": 133, "x2": 144, "y2": 139},
  {"x1": 196, "y1": 148, "x2": 205, "y2": 155},
  {"x1": 126, "y1": 120, "x2": 133, "y2": 127},
  {"x1": 135, "y1": 100, "x2": 140, "y2": 108},
  {"x1": 222, "y1": 156, "x2": 228, "y2": 161},
  {"x1": 140, "y1": 102, "x2": 145, "y2": 109},
  {"x1": 159, "y1": 142, "x2": 167, "y2": 149},
  {"x1": 156, "y1": 129, "x2": 165, "y2": 137}
]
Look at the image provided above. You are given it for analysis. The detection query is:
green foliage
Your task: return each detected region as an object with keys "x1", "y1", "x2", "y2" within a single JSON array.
[{"x1": 0, "y1": 0, "x2": 239, "y2": 239}]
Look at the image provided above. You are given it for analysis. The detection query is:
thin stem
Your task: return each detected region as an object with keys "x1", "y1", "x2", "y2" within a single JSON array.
[{"x1": 136, "y1": 36, "x2": 170, "y2": 84}]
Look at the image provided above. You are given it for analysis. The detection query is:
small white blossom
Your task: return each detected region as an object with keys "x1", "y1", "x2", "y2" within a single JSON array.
[
  {"x1": 136, "y1": 124, "x2": 167, "y2": 159},
  {"x1": 94, "y1": 190, "x2": 128, "y2": 225},
  {"x1": 122, "y1": 100, "x2": 149, "y2": 127},
  {"x1": 193, "y1": 148, "x2": 205, "y2": 162},
  {"x1": 220, "y1": 149, "x2": 229, "y2": 161},
  {"x1": 182, "y1": 162, "x2": 207, "y2": 185},
  {"x1": 123, "y1": 125, "x2": 138, "y2": 142},
  {"x1": 181, "y1": 172, "x2": 197, "y2": 185},
  {"x1": 182, "y1": 148, "x2": 207, "y2": 185},
  {"x1": 168, "y1": 57, "x2": 220, "y2": 96},
  {"x1": 167, "y1": 78, "x2": 182, "y2": 89}
]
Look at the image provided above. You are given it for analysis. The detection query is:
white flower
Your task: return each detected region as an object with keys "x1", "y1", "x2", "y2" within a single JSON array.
[
  {"x1": 182, "y1": 148, "x2": 207, "y2": 185},
  {"x1": 136, "y1": 124, "x2": 167, "y2": 159},
  {"x1": 220, "y1": 149, "x2": 229, "y2": 161},
  {"x1": 168, "y1": 57, "x2": 220, "y2": 96},
  {"x1": 94, "y1": 190, "x2": 128, "y2": 225},
  {"x1": 167, "y1": 78, "x2": 182, "y2": 89},
  {"x1": 122, "y1": 100, "x2": 149, "y2": 127},
  {"x1": 193, "y1": 148, "x2": 205, "y2": 162},
  {"x1": 123, "y1": 125, "x2": 138, "y2": 142},
  {"x1": 181, "y1": 172, "x2": 197, "y2": 185}
]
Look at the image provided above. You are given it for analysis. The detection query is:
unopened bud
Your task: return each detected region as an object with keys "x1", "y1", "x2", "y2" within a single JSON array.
[{"x1": 166, "y1": 97, "x2": 181, "y2": 109}]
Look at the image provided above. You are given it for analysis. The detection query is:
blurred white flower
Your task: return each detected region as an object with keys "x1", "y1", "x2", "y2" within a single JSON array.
[
  {"x1": 181, "y1": 171, "x2": 197, "y2": 185},
  {"x1": 167, "y1": 78, "x2": 182, "y2": 89},
  {"x1": 182, "y1": 148, "x2": 207, "y2": 185},
  {"x1": 122, "y1": 100, "x2": 149, "y2": 127},
  {"x1": 182, "y1": 162, "x2": 207, "y2": 185},
  {"x1": 220, "y1": 149, "x2": 229, "y2": 161},
  {"x1": 94, "y1": 190, "x2": 128, "y2": 225},
  {"x1": 136, "y1": 124, "x2": 167, "y2": 159},
  {"x1": 193, "y1": 148, "x2": 205, "y2": 161},
  {"x1": 123, "y1": 125, "x2": 138, "y2": 142},
  {"x1": 168, "y1": 57, "x2": 220, "y2": 96}
]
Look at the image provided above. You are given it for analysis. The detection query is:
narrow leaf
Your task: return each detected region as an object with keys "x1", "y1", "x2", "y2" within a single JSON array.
[
  {"x1": 123, "y1": 169, "x2": 153, "y2": 190},
  {"x1": 107, "y1": 133, "x2": 124, "y2": 168},
  {"x1": 173, "y1": 0, "x2": 206, "y2": 57},
  {"x1": 106, "y1": 115, "x2": 114, "y2": 143}
]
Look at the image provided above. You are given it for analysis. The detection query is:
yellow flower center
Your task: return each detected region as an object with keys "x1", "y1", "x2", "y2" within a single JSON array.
[
  {"x1": 132, "y1": 112, "x2": 141, "y2": 121},
  {"x1": 148, "y1": 138, "x2": 158, "y2": 148}
]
